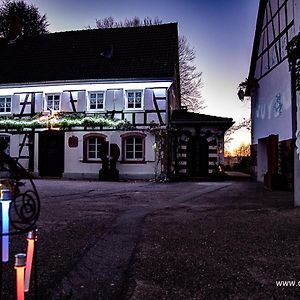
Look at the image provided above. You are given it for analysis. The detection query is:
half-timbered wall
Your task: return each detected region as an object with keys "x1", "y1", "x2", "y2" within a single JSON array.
[
  {"x1": 0, "y1": 81, "x2": 172, "y2": 126},
  {"x1": 250, "y1": 0, "x2": 299, "y2": 189},
  {"x1": 252, "y1": 0, "x2": 298, "y2": 145},
  {"x1": 0, "y1": 80, "x2": 173, "y2": 178},
  {"x1": 255, "y1": 0, "x2": 295, "y2": 80}
]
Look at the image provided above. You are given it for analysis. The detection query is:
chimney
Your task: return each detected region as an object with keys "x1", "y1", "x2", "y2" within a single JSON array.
[{"x1": 8, "y1": 15, "x2": 22, "y2": 41}]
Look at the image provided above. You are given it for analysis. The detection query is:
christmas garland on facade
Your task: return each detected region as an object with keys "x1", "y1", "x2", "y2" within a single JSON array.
[
  {"x1": 0, "y1": 113, "x2": 130, "y2": 131},
  {"x1": 288, "y1": 33, "x2": 300, "y2": 91}
]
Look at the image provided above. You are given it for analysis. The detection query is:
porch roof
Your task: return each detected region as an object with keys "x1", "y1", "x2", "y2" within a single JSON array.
[{"x1": 171, "y1": 110, "x2": 234, "y2": 130}]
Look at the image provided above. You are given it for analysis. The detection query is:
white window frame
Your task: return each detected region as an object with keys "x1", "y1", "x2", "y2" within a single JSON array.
[
  {"x1": 45, "y1": 93, "x2": 61, "y2": 112},
  {"x1": 125, "y1": 136, "x2": 144, "y2": 161},
  {"x1": 87, "y1": 91, "x2": 105, "y2": 112},
  {"x1": 125, "y1": 90, "x2": 144, "y2": 110},
  {"x1": 0, "y1": 96, "x2": 12, "y2": 114},
  {"x1": 87, "y1": 136, "x2": 103, "y2": 161}
]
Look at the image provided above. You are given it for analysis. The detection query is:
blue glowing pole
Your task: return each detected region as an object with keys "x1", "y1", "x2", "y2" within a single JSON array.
[{"x1": 1, "y1": 189, "x2": 11, "y2": 262}]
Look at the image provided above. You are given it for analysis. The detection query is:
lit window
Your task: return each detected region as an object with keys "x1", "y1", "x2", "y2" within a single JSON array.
[
  {"x1": 121, "y1": 132, "x2": 146, "y2": 162},
  {"x1": 126, "y1": 90, "x2": 143, "y2": 109},
  {"x1": 88, "y1": 92, "x2": 105, "y2": 111},
  {"x1": 46, "y1": 94, "x2": 60, "y2": 111},
  {"x1": 83, "y1": 133, "x2": 106, "y2": 162},
  {"x1": 0, "y1": 96, "x2": 12, "y2": 114}
]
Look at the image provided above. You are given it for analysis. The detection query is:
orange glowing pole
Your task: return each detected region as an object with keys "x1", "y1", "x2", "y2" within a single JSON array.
[
  {"x1": 24, "y1": 230, "x2": 37, "y2": 292},
  {"x1": 14, "y1": 253, "x2": 26, "y2": 300}
]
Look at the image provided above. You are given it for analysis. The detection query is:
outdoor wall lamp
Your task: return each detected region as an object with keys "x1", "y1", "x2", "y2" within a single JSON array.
[{"x1": 237, "y1": 88, "x2": 245, "y2": 100}]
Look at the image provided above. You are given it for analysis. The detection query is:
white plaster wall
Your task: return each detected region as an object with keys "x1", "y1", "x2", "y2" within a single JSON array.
[
  {"x1": 295, "y1": 0, "x2": 300, "y2": 33},
  {"x1": 294, "y1": 148, "x2": 300, "y2": 206},
  {"x1": 295, "y1": 91, "x2": 300, "y2": 206},
  {"x1": 9, "y1": 134, "x2": 19, "y2": 158},
  {"x1": 118, "y1": 162, "x2": 156, "y2": 179},
  {"x1": 257, "y1": 138, "x2": 268, "y2": 182},
  {"x1": 63, "y1": 130, "x2": 156, "y2": 179},
  {"x1": 253, "y1": 61, "x2": 293, "y2": 144},
  {"x1": 34, "y1": 133, "x2": 39, "y2": 173}
]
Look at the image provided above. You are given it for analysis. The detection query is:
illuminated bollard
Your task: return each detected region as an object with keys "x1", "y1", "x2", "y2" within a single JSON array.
[
  {"x1": 1, "y1": 189, "x2": 11, "y2": 262},
  {"x1": 15, "y1": 253, "x2": 26, "y2": 300},
  {"x1": 24, "y1": 230, "x2": 37, "y2": 292}
]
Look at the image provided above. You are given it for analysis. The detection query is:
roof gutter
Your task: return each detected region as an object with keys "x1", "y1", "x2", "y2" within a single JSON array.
[{"x1": 0, "y1": 77, "x2": 174, "y2": 89}]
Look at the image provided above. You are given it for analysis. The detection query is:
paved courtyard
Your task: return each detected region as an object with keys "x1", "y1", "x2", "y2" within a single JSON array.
[{"x1": 2, "y1": 178, "x2": 300, "y2": 299}]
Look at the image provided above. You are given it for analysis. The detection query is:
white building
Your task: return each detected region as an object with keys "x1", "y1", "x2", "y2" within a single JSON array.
[
  {"x1": 0, "y1": 23, "x2": 232, "y2": 180},
  {"x1": 245, "y1": 0, "x2": 300, "y2": 204}
]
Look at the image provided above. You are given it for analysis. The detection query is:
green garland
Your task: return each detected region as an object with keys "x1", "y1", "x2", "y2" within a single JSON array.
[
  {"x1": 0, "y1": 114, "x2": 130, "y2": 131},
  {"x1": 288, "y1": 33, "x2": 300, "y2": 91}
]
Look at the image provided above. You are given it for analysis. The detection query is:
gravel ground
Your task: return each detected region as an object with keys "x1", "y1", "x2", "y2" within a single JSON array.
[
  {"x1": 1, "y1": 178, "x2": 300, "y2": 299},
  {"x1": 127, "y1": 181, "x2": 300, "y2": 300}
]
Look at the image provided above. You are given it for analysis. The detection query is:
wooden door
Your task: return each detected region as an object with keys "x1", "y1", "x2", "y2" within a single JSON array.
[
  {"x1": 187, "y1": 136, "x2": 208, "y2": 177},
  {"x1": 39, "y1": 130, "x2": 64, "y2": 177}
]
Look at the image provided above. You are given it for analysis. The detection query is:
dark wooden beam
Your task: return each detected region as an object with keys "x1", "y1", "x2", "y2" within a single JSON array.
[
  {"x1": 153, "y1": 94, "x2": 163, "y2": 125},
  {"x1": 19, "y1": 93, "x2": 30, "y2": 116}
]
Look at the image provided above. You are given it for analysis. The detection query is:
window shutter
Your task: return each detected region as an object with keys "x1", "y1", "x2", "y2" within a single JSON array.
[
  {"x1": 144, "y1": 89, "x2": 154, "y2": 110},
  {"x1": 12, "y1": 94, "x2": 20, "y2": 114},
  {"x1": 114, "y1": 90, "x2": 124, "y2": 111},
  {"x1": 77, "y1": 91, "x2": 86, "y2": 112},
  {"x1": 105, "y1": 90, "x2": 114, "y2": 111},
  {"x1": 60, "y1": 92, "x2": 71, "y2": 112},
  {"x1": 34, "y1": 93, "x2": 43, "y2": 113}
]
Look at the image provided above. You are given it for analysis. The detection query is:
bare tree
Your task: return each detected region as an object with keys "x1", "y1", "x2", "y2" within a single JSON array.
[
  {"x1": 95, "y1": 16, "x2": 162, "y2": 29},
  {"x1": 179, "y1": 36, "x2": 204, "y2": 112},
  {"x1": 233, "y1": 143, "x2": 250, "y2": 157},
  {"x1": 0, "y1": 0, "x2": 49, "y2": 38},
  {"x1": 224, "y1": 118, "x2": 251, "y2": 145},
  {"x1": 90, "y1": 17, "x2": 204, "y2": 112}
]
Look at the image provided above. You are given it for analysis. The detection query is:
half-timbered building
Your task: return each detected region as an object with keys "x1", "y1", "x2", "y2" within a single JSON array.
[
  {"x1": 0, "y1": 23, "x2": 232, "y2": 180},
  {"x1": 245, "y1": 0, "x2": 300, "y2": 203}
]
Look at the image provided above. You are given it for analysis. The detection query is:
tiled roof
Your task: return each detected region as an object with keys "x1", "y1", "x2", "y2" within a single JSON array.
[
  {"x1": 0, "y1": 23, "x2": 179, "y2": 84},
  {"x1": 171, "y1": 110, "x2": 234, "y2": 128}
]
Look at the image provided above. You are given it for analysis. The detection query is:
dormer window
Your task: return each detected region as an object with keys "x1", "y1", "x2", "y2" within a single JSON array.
[
  {"x1": 0, "y1": 96, "x2": 12, "y2": 114},
  {"x1": 46, "y1": 94, "x2": 60, "y2": 111},
  {"x1": 126, "y1": 90, "x2": 143, "y2": 110},
  {"x1": 88, "y1": 92, "x2": 105, "y2": 111}
]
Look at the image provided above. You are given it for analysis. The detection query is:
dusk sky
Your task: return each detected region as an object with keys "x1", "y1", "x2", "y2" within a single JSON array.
[{"x1": 27, "y1": 0, "x2": 259, "y2": 149}]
